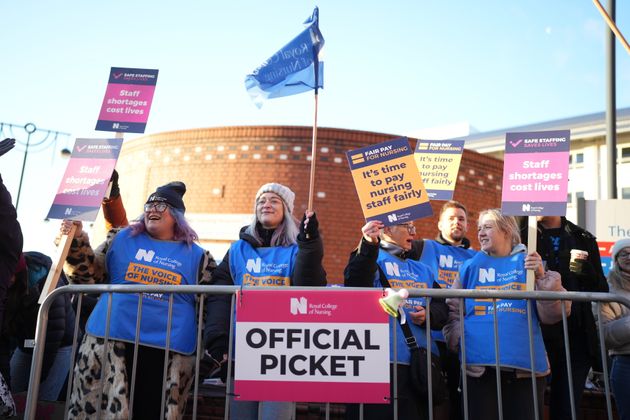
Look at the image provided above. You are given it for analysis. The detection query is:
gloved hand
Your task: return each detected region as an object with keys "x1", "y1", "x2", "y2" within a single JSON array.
[
  {"x1": 108, "y1": 169, "x2": 120, "y2": 198},
  {"x1": 0, "y1": 138, "x2": 16, "y2": 157},
  {"x1": 299, "y1": 211, "x2": 319, "y2": 240}
]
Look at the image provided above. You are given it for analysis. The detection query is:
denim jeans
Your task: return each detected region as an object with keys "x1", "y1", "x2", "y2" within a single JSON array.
[
  {"x1": 228, "y1": 380, "x2": 295, "y2": 420},
  {"x1": 10, "y1": 345, "x2": 73, "y2": 401},
  {"x1": 611, "y1": 355, "x2": 630, "y2": 420}
]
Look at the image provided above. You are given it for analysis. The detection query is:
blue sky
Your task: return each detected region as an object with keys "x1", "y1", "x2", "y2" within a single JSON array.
[{"x1": 1, "y1": 0, "x2": 629, "y2": 253}]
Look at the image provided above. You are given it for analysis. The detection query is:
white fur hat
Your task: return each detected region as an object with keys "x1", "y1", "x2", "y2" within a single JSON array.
[
  {"x1": 255, "y1": 183, "x2": 295, "y2": 214},
  {"x1": 611, "y1": 238, "x2": 630, "y2": 262}
]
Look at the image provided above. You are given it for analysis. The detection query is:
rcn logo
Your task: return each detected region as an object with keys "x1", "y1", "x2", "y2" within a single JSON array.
[
  {"x1": 246, "y1": 258, "x2": 262, "y2": 273},
  {"x1": 479, "y1": 268, "x2": 496, "y2": 283},
  {"x1": 522, "y1": 203, "x2": 531, "y2": 212},
  {"x1": 384, "y1": 262, "x2": 400, "y2": 277},
  {"x1": 64, "y1": 207, "x2": 73, "y2": 216},
  {"x1": 387, "y1": 214, "x2": 398, "y2": 223},
  {"x1": 112, "y1": 123, "x2": 120, "y2": 129},
  {"x1": 290, "y1": 297, "x2": 307, "y2": 315},
  {"x1": 135, "y1": 249, "x2": 155, "y2": 262},
  {"x1": 439, "y1": 254, "x2": 454, "y2": 268}
]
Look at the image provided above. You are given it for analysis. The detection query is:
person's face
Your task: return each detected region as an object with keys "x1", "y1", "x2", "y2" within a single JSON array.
[
  {"x1": 438, "y1": 207, "x2": 468, "y2": 244},
  {"x1": 256, "y1": 192, "x2": 285, "y2": 229},
  {"x1": 616, "y1": 247, "x2": 630, "y2": 272},
  {"x1": 478, "y1": 214, "x2": 509, "y2": 256},
  {"x1": 384, "y1": 222, "x2": 416, "y2": 251},
  {"x1": 144, "y1": 202, "x2": 176, "y2": 240}
]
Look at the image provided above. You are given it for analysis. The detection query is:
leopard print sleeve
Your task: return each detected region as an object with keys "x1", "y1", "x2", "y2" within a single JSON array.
[
  {"x1": 64, "y1": 228, "x2": 122, "y2": 285},
  {"x1": 198, "y1": 249, "x2": 217, "y2": 285}
]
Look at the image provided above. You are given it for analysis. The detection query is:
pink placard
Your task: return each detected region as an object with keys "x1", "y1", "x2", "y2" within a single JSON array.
[
  {"x1": 501, "y1": 151, "x2": 569, "y2": 201},
  {"x1": 97, "y1": 83, "x2": 156, "y2": 123},
  {"x1": 234, "y1": 289, "x2": 390, "y2": 403}
]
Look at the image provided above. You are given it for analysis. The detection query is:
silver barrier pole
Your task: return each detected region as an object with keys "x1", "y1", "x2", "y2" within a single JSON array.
[
  {"x1": 128, "y1": 293, "x2": 144, "y2": 419},
  {"x1": 492, "y1": 298, "x2": 503, "y2": 420},
  {"x1": 96, "y1": 293, "x2": 114, "y2": 420},
  {"x1": 459, "y1": 297, "x2": 469, "y2": 420},
  {"x1": 159, "y1": 294, "x2": 175, "y2": 420},
  {"x1": 224, "y1": 293, "x2": 236, "y2": 420},
  {"x1": 64, "y1": 293, "x2": 83, "y2": 420},
  {"x1": 560, "y1": 299, "x2": 577, "y2": 420},
  {"x1": 192, "y1": 293, "x2": 205, "y2": 419},
  {"x1": 596, "y1": 301, "x2": 614, "y2": 420},
  {"x1": 392, "y1": 316, "x2": 398, "y2": 420},
  {"x1": 426, "y1": 297, "x2": 434, "y2": 420},
  {"x1": 526, "y1": 299, "x2": 540, "y2": 420}
]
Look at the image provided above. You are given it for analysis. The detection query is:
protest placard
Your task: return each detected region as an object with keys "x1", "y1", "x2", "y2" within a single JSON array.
[
  {"x1": 95, "y1": 67, "x2": 159, "y2": 134},
  {"x1": 501, "y1": 130, "x2": 570, "y2": 216},
  {"x1": 346, "y1": 137, "x2": 432, "y2": 225},
  {"x1": 414, "y1": 139, "x2": 465, "y2": 200},
  {"x1": 234, "y1": 289, "x2": 390, "y2": 403},
  {"x1": 47, "y1": 138, "x2": 123, "y2": 221}
]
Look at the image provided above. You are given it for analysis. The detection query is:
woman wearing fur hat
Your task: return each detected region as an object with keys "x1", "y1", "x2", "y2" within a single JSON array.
[
  {"x1": 600, "y1": 238, "x2": 630, "y2": 420},
  {"x1": 204, "y1": 182, "x2": 326, "y2": 419},
  {"x1": 60, "y1": 181, "x2": 216, "y2": 420}
]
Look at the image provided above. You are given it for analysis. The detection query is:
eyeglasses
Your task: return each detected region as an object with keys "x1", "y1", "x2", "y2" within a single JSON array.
[
  {"x1": 618, "y1": 251, "x2": 630, "y2": 259},
  {"x1": 144, "y1": 202, "x2": 169, "y2": 213},
  {"x1": 397, "y1": 223, "x2": 416, "y2": 234}
]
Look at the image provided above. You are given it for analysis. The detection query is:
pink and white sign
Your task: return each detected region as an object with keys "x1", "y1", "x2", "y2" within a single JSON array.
[
  {"x1": 47, "y1": 138, "x2": 123, "y2": 221},
  {"x1": 501, "y1": 130, "x2": 570, "y2": 216},
  {"x1": 95, "y1": 67, "x2": 159, "y2": 134},
  {"x1": 234, "y1": 289, "x2": 390, "y2": 403}
]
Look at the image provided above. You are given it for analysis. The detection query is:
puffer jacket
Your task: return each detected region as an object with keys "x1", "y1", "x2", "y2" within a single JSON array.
[
  {"x1": 600, "y1": 266, "x2": 630, "y2": 356},
  {"x1": 0, "y1": 251, "x2": 75, "y2": 384}
]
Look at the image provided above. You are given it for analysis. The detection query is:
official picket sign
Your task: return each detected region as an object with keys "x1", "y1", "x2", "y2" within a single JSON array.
[
  {"x1": 346, "y1": 137, "x2": 432, "y2": 226},
  {"x1": 234, "y1": 289, "x2": 390, "y2": 403},
  {"x1": 47, "y1": 138, "x2": 122, "y2": 221},
  {"x1": 414, "y1": 139, "x2": 465, "y2": 200},
  {"x1": 501, "y1": 130, "x2": 570, "y2": 216},
  {"x1": 95, "y1": 67, "x2": 159, "y2": 133}
]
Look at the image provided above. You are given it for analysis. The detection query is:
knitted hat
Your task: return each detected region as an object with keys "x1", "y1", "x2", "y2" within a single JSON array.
[
  {"x1": 255, "y1": 183, "x2": 295, "y2": 214},
  {"x1": 146, "y1": 181, "x2": 187, "y2": 213},
  {"x1": 611, "y1": 238, "x2": 630, "y2": 262}
]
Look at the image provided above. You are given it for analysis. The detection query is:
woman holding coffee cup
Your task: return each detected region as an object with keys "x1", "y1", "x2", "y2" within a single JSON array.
[{"x1": 600, "y1": 238, "x2": 630, "y2": 420}]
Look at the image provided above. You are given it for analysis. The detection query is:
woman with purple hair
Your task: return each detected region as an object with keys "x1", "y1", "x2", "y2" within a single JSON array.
[{"x1": 60, "y1": 181, "x2": 216, "y2": 420}]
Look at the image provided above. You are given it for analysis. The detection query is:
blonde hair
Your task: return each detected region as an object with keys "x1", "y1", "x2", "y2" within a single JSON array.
[{"x1": 478, "y1": 208, "x2": 521, "y2": 248}]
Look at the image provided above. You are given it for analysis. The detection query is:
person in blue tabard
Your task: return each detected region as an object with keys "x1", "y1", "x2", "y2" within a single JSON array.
[
  {"x1": 415, "y1": 200, "x2": 476, "y2": 420},
  {"x1": 344, "y1": 219, "x2": 448, "y2": 420},
  {"x1": 61, "y1": 181, "x2": 217, "y2": 420},
  {"x1": 204, "y1": 182, "x2": 326, "y2": 420},
  {"x1": 443, "y1": 208, "x2": 571, "y2": 420}
]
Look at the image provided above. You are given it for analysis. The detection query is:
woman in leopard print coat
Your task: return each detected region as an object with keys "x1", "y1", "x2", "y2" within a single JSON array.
[{"x1": 61, "y1": 182, "x2": 216, "y2": 420}]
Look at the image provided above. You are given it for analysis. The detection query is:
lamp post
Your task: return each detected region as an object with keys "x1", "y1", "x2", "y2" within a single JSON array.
[{"x1": 0, "y1": 122, "x2": 71, "y2": 210}]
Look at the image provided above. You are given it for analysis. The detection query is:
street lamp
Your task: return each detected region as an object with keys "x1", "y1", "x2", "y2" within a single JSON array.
[{"x1": 0, "y1": 122, "x2": 71, "y2": 210}]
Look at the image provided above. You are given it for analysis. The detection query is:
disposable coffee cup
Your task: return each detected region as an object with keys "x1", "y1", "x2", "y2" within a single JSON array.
[{"x1": 570, "y1": 249, "x2": 588, "y2": 273}]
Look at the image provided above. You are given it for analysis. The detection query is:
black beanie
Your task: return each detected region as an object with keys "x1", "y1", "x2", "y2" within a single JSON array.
[{"x1": 146, "y1": 181, "x2": 186, "y2": 213}]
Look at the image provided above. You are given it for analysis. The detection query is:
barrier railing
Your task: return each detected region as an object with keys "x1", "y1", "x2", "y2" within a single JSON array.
[{"x1": 24, "y1": 286, "x2": 630, "y2": 420}]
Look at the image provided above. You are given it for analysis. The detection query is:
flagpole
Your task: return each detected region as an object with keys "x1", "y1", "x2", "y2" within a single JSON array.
[{"x1": 307, "y1": 90, "x2": 318, "y2": 212}]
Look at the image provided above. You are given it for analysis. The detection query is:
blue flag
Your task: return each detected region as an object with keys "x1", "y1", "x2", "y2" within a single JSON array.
[{"x1": 245, "y1": 7, "x2": 324, "y2": 108}]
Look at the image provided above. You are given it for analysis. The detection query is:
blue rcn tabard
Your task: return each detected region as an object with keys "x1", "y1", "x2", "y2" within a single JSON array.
[
  {"x1": 459, "y1": 251, "x2": 549, "y2": 373},
  {"x1": 229, "y1": 240, "x2": 298, "y2": 287},
  {"x1": 420, "y1": 240, "x2": 476, "y2": 341},
  {"x1": 86, "y1": 228, "x2": 203, "y2": 355},
  {"x1": 376, "y1": 249, "x2": 439, "y2": 364}
]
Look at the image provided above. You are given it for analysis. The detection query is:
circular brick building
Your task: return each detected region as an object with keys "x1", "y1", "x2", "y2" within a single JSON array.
[{"x1": 112, "y1": 126, "x2": 504, "y2": 282}]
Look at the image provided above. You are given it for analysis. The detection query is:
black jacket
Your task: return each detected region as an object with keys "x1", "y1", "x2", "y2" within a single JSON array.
[
  {"x1": 0, "y1": 251, "x2": 75, "y2": 384},
  {"x1": 0, "y1": 175, "x2": 23, "y2": 331},
  {"x1": 520, "y1": 217, "x2": 608, "y2": 361},
  {"x1": 204, "y1": 224, "x2": 327, "y2": 354},
  {"x1": 344, "y1": 238, "x2": 448, "y2": 331}
]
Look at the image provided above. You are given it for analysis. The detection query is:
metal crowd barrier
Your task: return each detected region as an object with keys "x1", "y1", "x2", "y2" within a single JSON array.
[{"x1": 24, "y1": 285, "x2": 630, "y2": 420}]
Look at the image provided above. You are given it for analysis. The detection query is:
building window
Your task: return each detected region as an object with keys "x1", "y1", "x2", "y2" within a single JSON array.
[
  {"x1": 575, "y1": 153, "x2": 584, "y2": 164},
  {"x1": 576, "y1": 191, "x2": 584, "y2": 199},
  {"x1": 567, "y1": 193, "x2": 572, "y2": 203},
  {"x1": 621, "y1": 147, "x2": 630, "y2": 160},
  {"x1": 622, "y1": 187, "x2": 630, "y2": 199}
]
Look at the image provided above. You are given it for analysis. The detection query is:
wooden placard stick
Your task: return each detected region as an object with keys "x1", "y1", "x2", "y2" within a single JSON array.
[
  {"x1": 38, "y1": 224, "x2": 76, "y2": 304},
  {"x1": 526, "y1": 216, "x2": 538, "y2": 291}
]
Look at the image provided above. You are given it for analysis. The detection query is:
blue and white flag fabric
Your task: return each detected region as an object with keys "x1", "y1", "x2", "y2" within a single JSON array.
[{"x1": 245, "y1": 7, "x2": 324, "y2": 108}]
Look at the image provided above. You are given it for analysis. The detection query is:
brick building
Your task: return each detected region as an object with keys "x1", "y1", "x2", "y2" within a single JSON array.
[{"x1": 113, "y1": 126, "x2": 504, "y2": 282}]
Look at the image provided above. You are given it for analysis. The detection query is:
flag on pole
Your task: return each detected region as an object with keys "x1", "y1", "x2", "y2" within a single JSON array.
[{"x1": 245, "y1": 7, "x2": 324, "y2": 108}]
